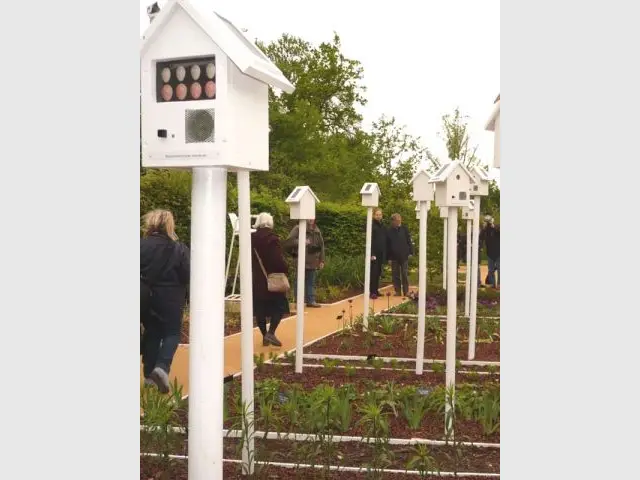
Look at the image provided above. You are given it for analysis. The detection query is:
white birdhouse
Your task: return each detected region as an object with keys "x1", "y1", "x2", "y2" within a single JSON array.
[
  {"x1": 411, "y1": 169, "x2": 434, "y2": 202},
  {"x1": 469, "y1": 165, "x2": 490, "y2": 197},
  {"x1": 429, "y1": 161, "x2": 476, "y2": 208},
  {"x1": 415, "y1": 201, "x2": 431, "y2": 220},
  {"x1": 360, "y1": 183, "x2": 381, "y2": 208},
  {"x1": 461, "y1": 199, "x2": 475, "y2": 221},
  {"x1": 140, "y1": 0, "x2": 295, "y2": 170},
  {"x1": 285, "y1": 186, "x2": 319, "y2": 220}
]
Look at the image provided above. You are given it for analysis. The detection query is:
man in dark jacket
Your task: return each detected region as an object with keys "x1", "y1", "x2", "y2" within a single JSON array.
[
  {"x1": 387, "y1": 213, "x2": 413, "y2": 296},
  {"x1": 283, "y1": 219, "x2": 326, "y2": 308},
  {"x1": 480, "y1": 215, "x2": 500, "y2": 288},
  {"x1": 369, "y1": 208, "x2": 387, "y2": 299}
]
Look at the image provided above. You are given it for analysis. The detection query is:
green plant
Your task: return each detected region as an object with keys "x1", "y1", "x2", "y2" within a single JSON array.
[
  {"x1": 475, "y1": 386, "x2": 500, "y2": 435},
  {"x1": 331, "y1": 384, "x2": 356, "y2": 433},
  {"x1": 376, "y1": 315, "x2": 398, "y2": 335},
  {"x1": 254, "y1": 353, "x2": 265, "y2": 370},
  {"x1": 140, "y1": 381, "x2": 186, "y2": 467},
  {"x1": 431, "y1": 362, "x2": 445, "y2": 374},
  {"x1": 406, "y1": 444, "x2": 439, "y2": 478},
  {"x1": 322, "y1": 358, "x2": 338, "y2": 373},
  {"x1": 400, "y1": 389, "x2": 430, "y2": 430},
  {"x1": 345, "y1": 364, "x2": 357, "y2": 377}
]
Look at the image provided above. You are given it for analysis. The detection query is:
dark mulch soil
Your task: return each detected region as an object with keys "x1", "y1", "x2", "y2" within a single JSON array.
[
  {"x1": 141, "y1": 457, "x2": 496, "y2": 479},
  {"x1": 253, "y1": 363, "x2": 499, "y2": 390},
  {"x1": 141, "y1": 437, "x2": 499, "y2": 474},
  {"x1": 305, "y1": 328, "x2": 500, "y2": 362}
]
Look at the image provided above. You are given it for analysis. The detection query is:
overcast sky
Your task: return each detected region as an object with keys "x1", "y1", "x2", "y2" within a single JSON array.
[{"x1": 140, "y1": 0, "x2": 500, "y2": 180}]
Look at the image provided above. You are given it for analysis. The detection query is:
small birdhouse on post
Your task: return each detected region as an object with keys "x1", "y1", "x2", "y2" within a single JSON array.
[
  {"x1": 360, "y1": 183, "x2": 381, "y2": 208},
  {"x1": 285, "y1": 186, "x2": 319, "y2": 220}
]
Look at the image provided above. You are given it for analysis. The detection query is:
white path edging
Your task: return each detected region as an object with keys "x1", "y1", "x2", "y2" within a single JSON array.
[
  {"x1": 140, "y1": 426, "x2": 500, "y2": 449},
  {"x1": 140, "y1": 453, "x2": 500, "y2": 477},
  {"x1": 377, "y1": 313, "x2": 500, "y2": 321},
  {"x1": 303, "y1": 353, "x2": 500, "y2": 367},
  {"x1": 272, "y1": 361, "x2": 500, "y2": 375}
]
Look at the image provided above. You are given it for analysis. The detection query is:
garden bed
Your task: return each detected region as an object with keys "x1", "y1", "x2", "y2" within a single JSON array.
[
  {"x1": 141, "y1": 457, "x2": 498, "y2": 479},
  {"x1": 303, "y1": 315, "x2": 500, "y2": 362}
]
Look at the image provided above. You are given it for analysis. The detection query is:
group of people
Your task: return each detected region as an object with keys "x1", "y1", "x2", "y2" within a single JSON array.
[
  {"x1": 139, "y1": 209, "x2": 325, "y2": 391},
  {"x1": 368, "y1": 208, "x2": 415, "y2": 299},
  {"x1": 140, "y1": 207, "x2": 499, "y2": 393}
]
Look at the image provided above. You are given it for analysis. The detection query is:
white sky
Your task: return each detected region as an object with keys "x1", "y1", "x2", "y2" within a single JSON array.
[{"x1": 140, "y1": 0, "x2": 500, "y2": 181}]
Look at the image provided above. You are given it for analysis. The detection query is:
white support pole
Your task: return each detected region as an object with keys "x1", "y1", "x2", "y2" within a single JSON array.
[
  {"x1": 468, "y1": 197, "x2": 482, "y2": 360},
  {"x1": 464, "y1": 219, "x2": 472, "y2": 316},
  {"x1": 237, "y1": 170, "x2": 254, "y2": 474},
  {"x1": 416, "y1": 201, "x2": 428, "y2": 374},
  {"x1": 225, "y1": 233, "x2": 235, "y2": 286},
  {"x1": 231, "y1": 249, "x2": 240, "y2": 296},
  {"x1": 295, "y1": 219, "x2": 307, "y2": 373},
  {"x1": 442, "y1": 218, "x2": 448, "y2": 289},
  {"x1": 444, "y1": 206, "x2": 458, "y2": 435},
  {"x1": 188, "y1": 167, "x2": 227, "y2": 480},
  {"x1": 363, "y1": 207, "x2": 373, "y2": 329}
]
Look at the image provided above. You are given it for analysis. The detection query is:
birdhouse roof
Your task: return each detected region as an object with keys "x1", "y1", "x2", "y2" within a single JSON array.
[
  {"x1": 411, "y1": 169, "x2": 432, "y2": 184},
  {"x1": 285, "y1": 186, "x2": 319, "y2": 204},
  {"x1": 428, "y1": 160, "x2": 475, "y2": 184},
  {"x1": 485, "y1": 94, "x2": 500, "y2": 131},
  {"x1": 360, "y1": 183, "x2": 381, "y2": 195},
  {"x1": 470, "y1": 164, "x2": 490, "y2": 183},
  {"x1": 140, "y1": 0, "x2": 295, "y2": 93}
]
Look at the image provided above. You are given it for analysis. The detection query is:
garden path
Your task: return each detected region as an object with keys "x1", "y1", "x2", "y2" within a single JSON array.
[{"x1": 143, "y1": 284, "x2": 409, "y2": 396}]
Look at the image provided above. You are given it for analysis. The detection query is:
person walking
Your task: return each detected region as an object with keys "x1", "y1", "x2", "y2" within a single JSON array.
[
  {"x1": 283, "y1": 219, "x2": 325, "y2": 308},
  {"x1": 369, "y1": 208, "x2": 387, "y2": 299},
  {"x1": 251, "y1": 212, "x2": 290, "y2": 347},
  {"x1": 140, "y1": 209, "x2": 190, "y2": 394},
  {"x1": 386, "y1": 213, "x2": 413, "y2": 296},
  {"x1": 480, "y1": 215, "x2": 500, "y2": 288}
]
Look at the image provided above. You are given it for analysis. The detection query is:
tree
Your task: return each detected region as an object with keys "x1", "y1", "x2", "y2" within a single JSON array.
[{"x1": 428, "y1": 107, "x2": 482, "y2": 171}]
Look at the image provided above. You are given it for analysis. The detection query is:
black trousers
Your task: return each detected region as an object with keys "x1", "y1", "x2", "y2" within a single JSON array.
[
  {"x1": 369, "y1": 259, "x2": 383, "y2": 295},
  {"x1": 391, "y1": 260, "x2": 410, "y2": 295}
]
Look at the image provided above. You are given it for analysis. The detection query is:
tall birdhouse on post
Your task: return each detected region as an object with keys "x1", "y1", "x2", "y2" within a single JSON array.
[
  {"x1": 140, "y1": 0, "x2": 294, "y2": 170},
  {"x1": 139, "y1": 2, "x2": 296, "y2": 479},
  {"x1": 285, "y1": 186, "x2": 319, "y2": 221},
  {"x1": 429, "y1": 161, "x2": 476, "y2": 209}
]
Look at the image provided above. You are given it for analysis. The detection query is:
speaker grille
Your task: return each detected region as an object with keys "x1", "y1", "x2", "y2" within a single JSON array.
[{"x1": 185, "y1": 109, "x2": 215, "y2": 143}]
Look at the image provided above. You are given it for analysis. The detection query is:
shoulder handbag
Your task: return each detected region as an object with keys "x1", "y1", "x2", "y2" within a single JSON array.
[
  {"x1": 254, "y1": 248, "x2": 290, "y2": 293},
  {"x1": 141, "y1": 242, "x2": 176, "y2": 317}
]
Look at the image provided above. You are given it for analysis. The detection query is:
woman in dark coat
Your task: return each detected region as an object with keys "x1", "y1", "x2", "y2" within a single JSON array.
[
  {"x1": 140, "y1": 209, "x2": 190, "y2": 393},
  {"x1": 251, "y1": 212, "x2": 290, "y2": 347}
]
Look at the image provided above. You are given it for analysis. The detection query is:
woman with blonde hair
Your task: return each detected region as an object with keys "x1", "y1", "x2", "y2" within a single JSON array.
[
  {"x1": 251, "y1": 212, "x2": 289, "y2": 347},
  {"x1": 140, "y1": 209, "x2": 190, "y2": 393}
]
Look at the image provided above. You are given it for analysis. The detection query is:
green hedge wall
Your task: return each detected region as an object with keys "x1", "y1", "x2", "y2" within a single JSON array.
[{"x1": 140, "y1": 170, "x2": 487, "y2": 282}]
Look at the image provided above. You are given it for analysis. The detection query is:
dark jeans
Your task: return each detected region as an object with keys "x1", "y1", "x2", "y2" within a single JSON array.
[
  {"x1": 293, "y1": 268, "x2": 317, "y2": 304},
  {"x1": 369, "y1": 259, "x2": 383, "y2": 296},
  {"x1": 140, "y1": 311, "x2": 182, "y2": 378},
  {"x1": 486, "y1": 256, "x2": 500, "y2": 287},
  {"x1": 391, "y1": 260, "x2": 409, "y2": 294}
]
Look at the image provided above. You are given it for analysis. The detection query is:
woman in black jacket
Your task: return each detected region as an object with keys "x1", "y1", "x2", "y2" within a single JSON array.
[{"x1": 140, "y1": 209, "x2": 190, "y2": 393}]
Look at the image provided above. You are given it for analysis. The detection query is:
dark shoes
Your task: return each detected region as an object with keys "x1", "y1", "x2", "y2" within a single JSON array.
[
  {"x1": 150, "y1": 367, "x2": 170, "y2": 394},
  {"x1": 263, "y1": 332, "x2": 282, "y2": 347},
  {"x1": 306, "y1": 303, "x2": 321, "y2": 308}
]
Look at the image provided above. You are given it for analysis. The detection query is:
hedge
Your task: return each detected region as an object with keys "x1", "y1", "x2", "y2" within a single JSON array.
[{"x1": 140, "y1": 170, "x2": 488, "y2": 282}]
